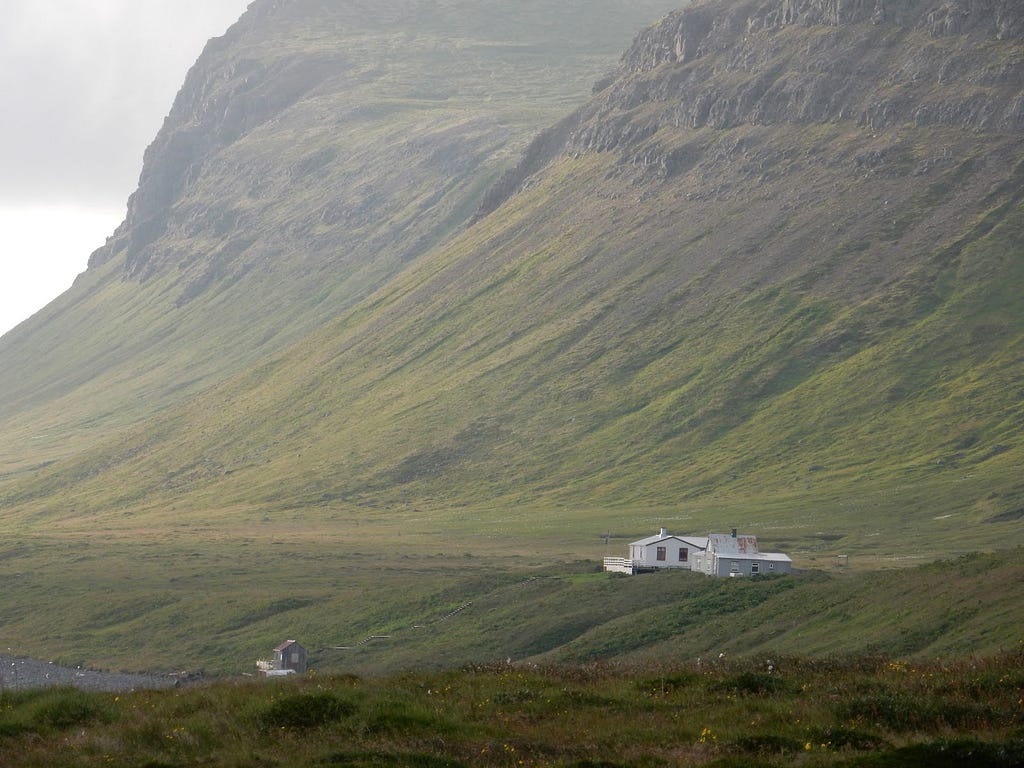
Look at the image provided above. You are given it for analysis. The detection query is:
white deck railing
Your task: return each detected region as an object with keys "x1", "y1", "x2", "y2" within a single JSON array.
[{"x1": 603, "y1": 557, "x2": 636, "y2": 574}]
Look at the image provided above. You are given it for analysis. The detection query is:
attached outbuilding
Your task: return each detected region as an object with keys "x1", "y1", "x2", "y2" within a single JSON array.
[{"x1": 691, "y1": 530, "x2": 792, "y2": 577}]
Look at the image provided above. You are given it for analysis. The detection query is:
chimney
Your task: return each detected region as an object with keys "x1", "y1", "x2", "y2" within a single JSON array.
[
  {"x1": 731, "y1": 528, "x2": 737, "y2": 538},
  {"x1": 660, "y1": 527, "x2": 668, "y2": 538}
]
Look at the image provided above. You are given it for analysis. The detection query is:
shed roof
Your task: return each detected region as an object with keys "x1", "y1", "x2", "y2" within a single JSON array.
[{"x1": 274, "y1": 640, "x2": 302, "y2": 653}]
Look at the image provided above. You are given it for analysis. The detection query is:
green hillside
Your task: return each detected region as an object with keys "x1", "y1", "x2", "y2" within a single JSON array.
[
  {"x1": 0, "y1": 0, "x2": 683, "y2": 463},
  {"x1": 0, "y1": 0, "x2": 1021, "y2": 674}
]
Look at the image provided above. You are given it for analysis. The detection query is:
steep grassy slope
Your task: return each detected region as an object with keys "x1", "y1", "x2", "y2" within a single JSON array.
[
  {"x1": 6, "y1": 1, "x2": 1020, "y2": 540},
  {"x1": 0, "y1": 0, "x2": 1021, "y2": 673},
  {"x1": 0, "y1": 0, "x2": 683, "y2": 466}
]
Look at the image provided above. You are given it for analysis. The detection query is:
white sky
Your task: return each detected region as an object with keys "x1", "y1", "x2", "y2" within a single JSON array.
[{"x1": 0, "y1": 0, "x2": 251, "y2": 337}]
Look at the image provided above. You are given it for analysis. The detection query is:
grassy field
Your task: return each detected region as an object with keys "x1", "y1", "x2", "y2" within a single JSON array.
[
  {"x1": 0, "y1": 518, "x2": 1019, "y2": 678},
  {"x1": 1, "y1": 650, "x2": 1021, "y2": 767}
]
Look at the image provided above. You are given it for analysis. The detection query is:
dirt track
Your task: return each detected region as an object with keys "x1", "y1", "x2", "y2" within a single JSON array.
[{"x1": 0, "y1": 654, "x2": 179, "y2": 692}]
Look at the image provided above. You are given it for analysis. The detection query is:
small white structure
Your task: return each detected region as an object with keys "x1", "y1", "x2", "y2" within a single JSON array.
[
  {"x1": 604, "y1": 528, "x2": 708, "y2": 574},
  {"x1": 691, "y1": 530, "x2": 792, "y2": 577}
]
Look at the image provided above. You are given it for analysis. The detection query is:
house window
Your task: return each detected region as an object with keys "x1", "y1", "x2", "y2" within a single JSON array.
[
  {"x1": 769, "y1": 563, "x2": 775, "y2": 570},
  {"x1": 731, "y1": 561, "x2": 739, "y2": 573},
  {"x1": 656, "y1": 546, "x2": 666, "y2": 561},
  {"x1": 678, "y1": 548, "x2": 688, "y2": 562},
  {"x1": 751, "y1": 562, "x2": 760, "y2": 575}
]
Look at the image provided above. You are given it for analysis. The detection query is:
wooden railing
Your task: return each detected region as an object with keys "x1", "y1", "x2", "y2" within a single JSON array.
[{"x1": 603, "y1": 557, "x2": 636, "y2": 574}]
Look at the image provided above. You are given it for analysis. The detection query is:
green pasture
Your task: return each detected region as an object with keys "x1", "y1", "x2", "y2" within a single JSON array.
[{"x1": 0, "y1": 518, "x2": 1019, "y2": 677}]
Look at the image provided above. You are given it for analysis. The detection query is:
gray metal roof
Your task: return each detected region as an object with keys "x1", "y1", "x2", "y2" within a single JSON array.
[{"x1": 707, "y1": 533, "x2": 759, "y2": 554}]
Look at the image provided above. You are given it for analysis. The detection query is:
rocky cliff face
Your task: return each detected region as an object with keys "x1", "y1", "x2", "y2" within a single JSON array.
[
  {"x1": 623, "y1": 0, "x2": 1024, "y2": 70},
  {"x1": 88, "y1": 0, "x2": 688, "y2": 282},
  {"x1": 480, "y1": 0, "x2": 1023, "y2": 218},
  {"x1": 89, "y1": 5, "x2": 349, "y2": 275},
  {"x1": 623, "y1": 0, "x2": 1024, "y2": 72}
]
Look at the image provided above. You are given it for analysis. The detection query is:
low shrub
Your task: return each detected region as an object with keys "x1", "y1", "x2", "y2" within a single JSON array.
[
  {"x1": 733, "y1": 733, "x2": 805, "y2": 754},
  {"x1": 635, "y1": 671, "x2": 700, "y2": 696},
  {"x1": 708, "y1": 671, "x2": 790, "y2": 696},
  {"x1": 0, "y1": 688, "x2": 112, "y2": 735},
  {"x1": 366, "y1": 700, "x2": 444, "y2": 735},
  {"x1": 836, "y1": 692, "x2": 1000, "y2": 732},
  {"x1": 806, "y1": 725, "x2": 888, "y2": 751},
  {"x1": 324, "y1": 751, "x2": 467, "y2": 767},
  {"x1": 258, "y1": 691, "x2": 357, "y2": 729},
  {"x1": 848, "y1": 738, "x2": 1024, "y2": 767}
]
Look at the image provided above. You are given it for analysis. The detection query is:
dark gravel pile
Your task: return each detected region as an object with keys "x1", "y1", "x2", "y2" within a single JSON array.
[{"x1": 0, "y1": 654, "x2": 179, "y2": 692}]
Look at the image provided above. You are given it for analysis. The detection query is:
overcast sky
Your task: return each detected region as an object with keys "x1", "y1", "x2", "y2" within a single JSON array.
[{"x1": 0, "y1": 0, "x2": 251, "y2": 337}]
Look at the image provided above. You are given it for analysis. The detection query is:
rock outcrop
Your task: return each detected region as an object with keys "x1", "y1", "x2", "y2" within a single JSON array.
[
  {"x1": 478, "y1": 0, "x2": 1023, "y2": 217},
  {"x1": 623, "y1": 0, "x2": 1024, "y2": 73}
]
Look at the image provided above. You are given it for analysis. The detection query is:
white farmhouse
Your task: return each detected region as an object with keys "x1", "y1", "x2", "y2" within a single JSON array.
[
  {"x1": 604, "y1": 527, "x2": 792, "y2": 577},
  {"x1": 690, "y1": 530, "x2": 792, "y2": 577},
  {"x1": 604, "y1": 528, "x2": 708, "y2": 574}
]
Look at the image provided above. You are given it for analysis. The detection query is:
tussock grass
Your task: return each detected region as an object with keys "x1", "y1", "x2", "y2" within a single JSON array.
[{"x1": 1, "y1": 652, "x2": 1022, "y2": 767}]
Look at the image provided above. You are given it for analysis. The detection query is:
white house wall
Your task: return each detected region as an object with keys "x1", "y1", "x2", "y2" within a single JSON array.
[{"x1": 636, "y1": 538, "x2": 698, "y2": 570}]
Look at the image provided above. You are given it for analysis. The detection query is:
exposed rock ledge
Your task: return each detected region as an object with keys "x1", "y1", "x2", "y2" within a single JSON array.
[
  {"x1": 475, "y1": 0, "x2": 1022, "y2": 218},
  {"x1": 624, "y1": 0, "x2": 1024, "y2": 72}
]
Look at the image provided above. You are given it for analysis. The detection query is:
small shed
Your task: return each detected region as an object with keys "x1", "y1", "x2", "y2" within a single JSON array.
[{"x1": 274, "y1": 640, "x2": 307, "y2": 673}]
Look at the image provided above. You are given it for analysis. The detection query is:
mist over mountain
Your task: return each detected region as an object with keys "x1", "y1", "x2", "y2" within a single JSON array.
[{"x1": 0, "y1": 0, "x2": 1021, "y2": 672}]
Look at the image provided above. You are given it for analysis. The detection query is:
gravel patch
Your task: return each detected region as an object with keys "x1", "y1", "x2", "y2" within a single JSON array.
[{"x1": 0, "y1": 655, "x2": 180, "y2": 692}]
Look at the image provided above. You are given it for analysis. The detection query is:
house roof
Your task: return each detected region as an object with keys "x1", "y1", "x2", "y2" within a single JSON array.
[
  {"x1": 704, "y1": 534, "x2": 791, "y2": 562},
  {"x1": 630, "y1": 533, "x2": 708, "y2": 549},
  {"x1": 707, "y1": 533, "x2": 759, "y2": 554},
  {"x1": 274, "y1": 640, "x2": 302, "y2": 653}
]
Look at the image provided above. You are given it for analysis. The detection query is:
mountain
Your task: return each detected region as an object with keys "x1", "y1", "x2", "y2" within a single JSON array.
[
  {"x1": 0, "y1": 0, "x2": 683, "y2": 455},
  {"x1": 0, "y1": 0, "x2": 1021, "y2": 671}
]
